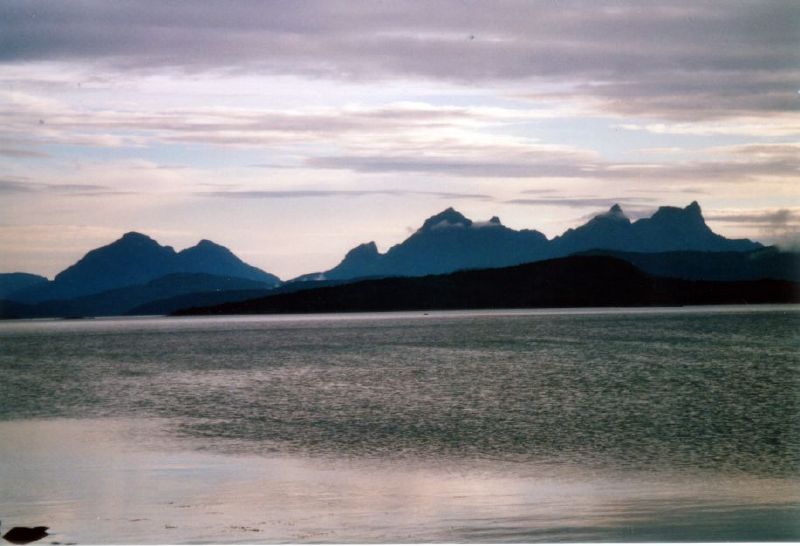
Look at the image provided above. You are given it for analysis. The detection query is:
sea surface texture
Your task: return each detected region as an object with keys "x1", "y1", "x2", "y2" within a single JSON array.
[{"x1": 1, "y1": 306, "x2": 798, "y2": 543}]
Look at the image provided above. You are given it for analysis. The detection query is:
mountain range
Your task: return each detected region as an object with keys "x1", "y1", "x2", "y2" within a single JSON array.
[
  {"x1": 298, "y1": 201, "x2": 761, "y2": 281},
  {"x1": 1, "y1": 201, "x2": 796, "y2": 319}
]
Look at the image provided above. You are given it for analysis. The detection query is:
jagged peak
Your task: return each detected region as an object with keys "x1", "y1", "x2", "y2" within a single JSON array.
[
  {"x1": 473, "y1": 216, "x2": 504, "y2": 229},
  {"x1": 686, "y1": 200, "x2": 702, "y2": 214},
  {"x1": 651, "y1": 201, "x2": 704, "y2": 221},
  {"x1": 345, "y1": 241, "x2": 379, "y2": 257},
  {"x1": 420, "y1": 207, "x2": 473, "y2": 231},
  {"x1": 598, "y1": 203, "x2": 629, "y2": 222}
]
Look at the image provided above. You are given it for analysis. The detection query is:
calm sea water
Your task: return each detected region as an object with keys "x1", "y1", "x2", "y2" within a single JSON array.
[{"x1": 1, "y1": 306, "x2": 798, "y2": 543}]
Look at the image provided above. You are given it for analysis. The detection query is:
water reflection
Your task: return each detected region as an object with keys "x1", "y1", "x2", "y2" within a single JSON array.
[
  {"x1": 1, "y1": 419, "x2": 798, "y2": 543},
  {"x1": 1, "y1": 307, "x2": 798, "y2": 542}
]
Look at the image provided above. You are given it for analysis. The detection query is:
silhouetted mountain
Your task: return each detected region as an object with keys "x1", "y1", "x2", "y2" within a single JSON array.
[
  {"x1": 0, "y1": 272, "x2": 48, "y2": 299},
  {"x1": 577, "y1": 247, "x2": 800, "y2": 282},
  {"x1": 322, "y1": 242, "x2": 383, "y2": 280},
  {"x1": 10, "y1": 232, "x2": 281, "y2": 303},
  {"x1": 298, "y1": 207, "x2": 549, "y2": 281},
  {"x1": 176, "y1": 256, "x2": 798, "y2": 316},
  {"x1": 294, "y1": 202, "x2": 762, "y2": 282},
  {"x1": 0, "y1": 273, "x2": 277, "y2": 319},
  {"x1": 553, "y1": 201, "x2": 761, "y2": 255},
  {"x1": 175, "y1": 239, "x2": 275, "y2": 282}
]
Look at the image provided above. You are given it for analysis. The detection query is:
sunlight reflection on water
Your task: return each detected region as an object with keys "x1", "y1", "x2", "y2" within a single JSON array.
[{"x1": 1, "y1": 418, "x2": 798, "y2": 543}]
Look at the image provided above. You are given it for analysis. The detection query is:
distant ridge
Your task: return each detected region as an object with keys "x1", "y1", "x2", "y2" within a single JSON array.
[
  {"x1": 176, "y1": 255, "x2": 798, "y2": 316},
  {"x1": 0, "y1": 273, "x2": 278, "y2": 319},
  {"x1": 0, "y1": 272, "x2": 48, "y2": 299},
  {"x1": 296, "y1": 202, "x2": 762, "y2": 282}
]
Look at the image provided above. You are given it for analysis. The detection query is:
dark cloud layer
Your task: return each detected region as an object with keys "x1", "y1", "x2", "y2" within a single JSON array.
[
  {"x1": 0, "y1": 179, "x2": 123, "y2": 196},
  {"x1": 506, "y1": 197, "x2": 655, "y2": 209},
  {"x1": 1, "y1": 1, "x2": 797, "y2": 121},
  {"x1": 306, "y1": 140, "x2": 799, "y2": 183}
]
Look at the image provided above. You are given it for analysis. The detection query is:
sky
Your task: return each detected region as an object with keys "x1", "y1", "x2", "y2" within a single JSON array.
[{"x1": 0, "y1": 1, "x2": 798, "y2": 280}]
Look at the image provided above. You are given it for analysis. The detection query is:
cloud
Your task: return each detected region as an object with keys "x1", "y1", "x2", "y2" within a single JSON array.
[
  {"x1": 0, "y1": 179, "x2": 125, "y2": 196},
  {"x1": 306, "y1": 140, "x2": 799, "y2": 184},
  {"x1": 705, "y1": 208, "x2": 800, "y2": 227},
  {"x1": 0, "y1": 94, "x2": 559, "y2": 149},
  {"x1": 0, "y1": 147, "x2": 47, "y2": 158},
  {"x1": 505, "y1": 197, "x2": 654, "y2": 209},
  {"x1": 705, "y1": 207, "x2": 800, "y2": 249},
  {"x1": 306, "y1": 155, "x2": 596, "y2": 178},
  {"x1": 617, "y1": 117, "x2": 800, "y2": 137},
  {"x1": 0, "y1": 179, "x2": 38, "y2": 193},
  {"x1": 202, "y1": 189, "x2": 492, "y2": 200},
  {"x1": 0, "y1": 1, "x2": 796, "y2": 124}
]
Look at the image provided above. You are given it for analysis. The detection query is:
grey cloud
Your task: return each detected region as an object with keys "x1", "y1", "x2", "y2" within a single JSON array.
[
  {"x1": 706, "y1": 208, "x2": 800, "y2": 250},
  {"x1": 0, "y1": 179, "x2": 37, "y2": 193},
  {"x1": 0, "y1": 179, "x2": 127, "y2": 195},
  {"x1": 506, "y1": 197, "x2": 655, "y2": 209},
  {"x1": 50, "y1": 184, "x2": 130, "y2": 195},
  {"x1": 506, "y1": 197, "x2": 658, "y2": 222},
  {"x1": 202, "y1": 189, "x2": 492, "y2": 200},
  {"x1": 0, "y1": 1, "x2": 796, "y2": 121},
  {"x1": 304, "y1": 144, "x2": 799, "y2": 183},
  {"x1": 0, "y1": 101, "x2": 540, "y2": 149},
  {"x1": 706, "y1": 209, "x2": 800, "y2": 226},
  {"x1": 306, "y1": 156, "x2": 597, "y2": 178},
  {"x1": 0, "y1": 147, "x2": 48, "y2": 158}
]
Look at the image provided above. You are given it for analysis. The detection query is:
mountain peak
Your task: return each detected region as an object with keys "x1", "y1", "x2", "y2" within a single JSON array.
[
  {"x1": 651, "y1": 201, "x2": 704, "y2": 223},
  {"x1": 119, "y1": 231, "x2": 157, "y2": 243},
  {"x1": 599, "y1": 203, "x2": 629, "y2": 222},
  {"x1": 190, "y1": 239, "x2": 232, "y2": 253},
  {"x1": 686, "y1": 200, "x2": 702, "y2": 215},
  {"x1": 345, "y1": 241, "x2": 379, "y2": 258},
  {"x1": 489, "y1": 216, "x2": 502, "y2": 225},
  {"x1": 420, "y1": 207, "x2": 473, "y2": 231}
]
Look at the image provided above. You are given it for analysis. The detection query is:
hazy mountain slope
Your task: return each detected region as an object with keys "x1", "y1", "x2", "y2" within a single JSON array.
[
  {"x1": 0, "y1": 273, "x2": 277, "y2": 319},
  {"x1": 0, "y1": 273, "x2": 48, "y2": 299}
]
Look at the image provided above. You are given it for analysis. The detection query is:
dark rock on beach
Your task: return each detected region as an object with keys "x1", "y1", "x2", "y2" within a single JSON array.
[{"x1": 3, "y1": 527, "x2": 49, "y2": 544}]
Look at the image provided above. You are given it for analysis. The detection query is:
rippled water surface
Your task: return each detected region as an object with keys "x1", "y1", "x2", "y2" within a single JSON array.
[{"x1": 1, "y1": 306, "x2": 798, "y2": 542}]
